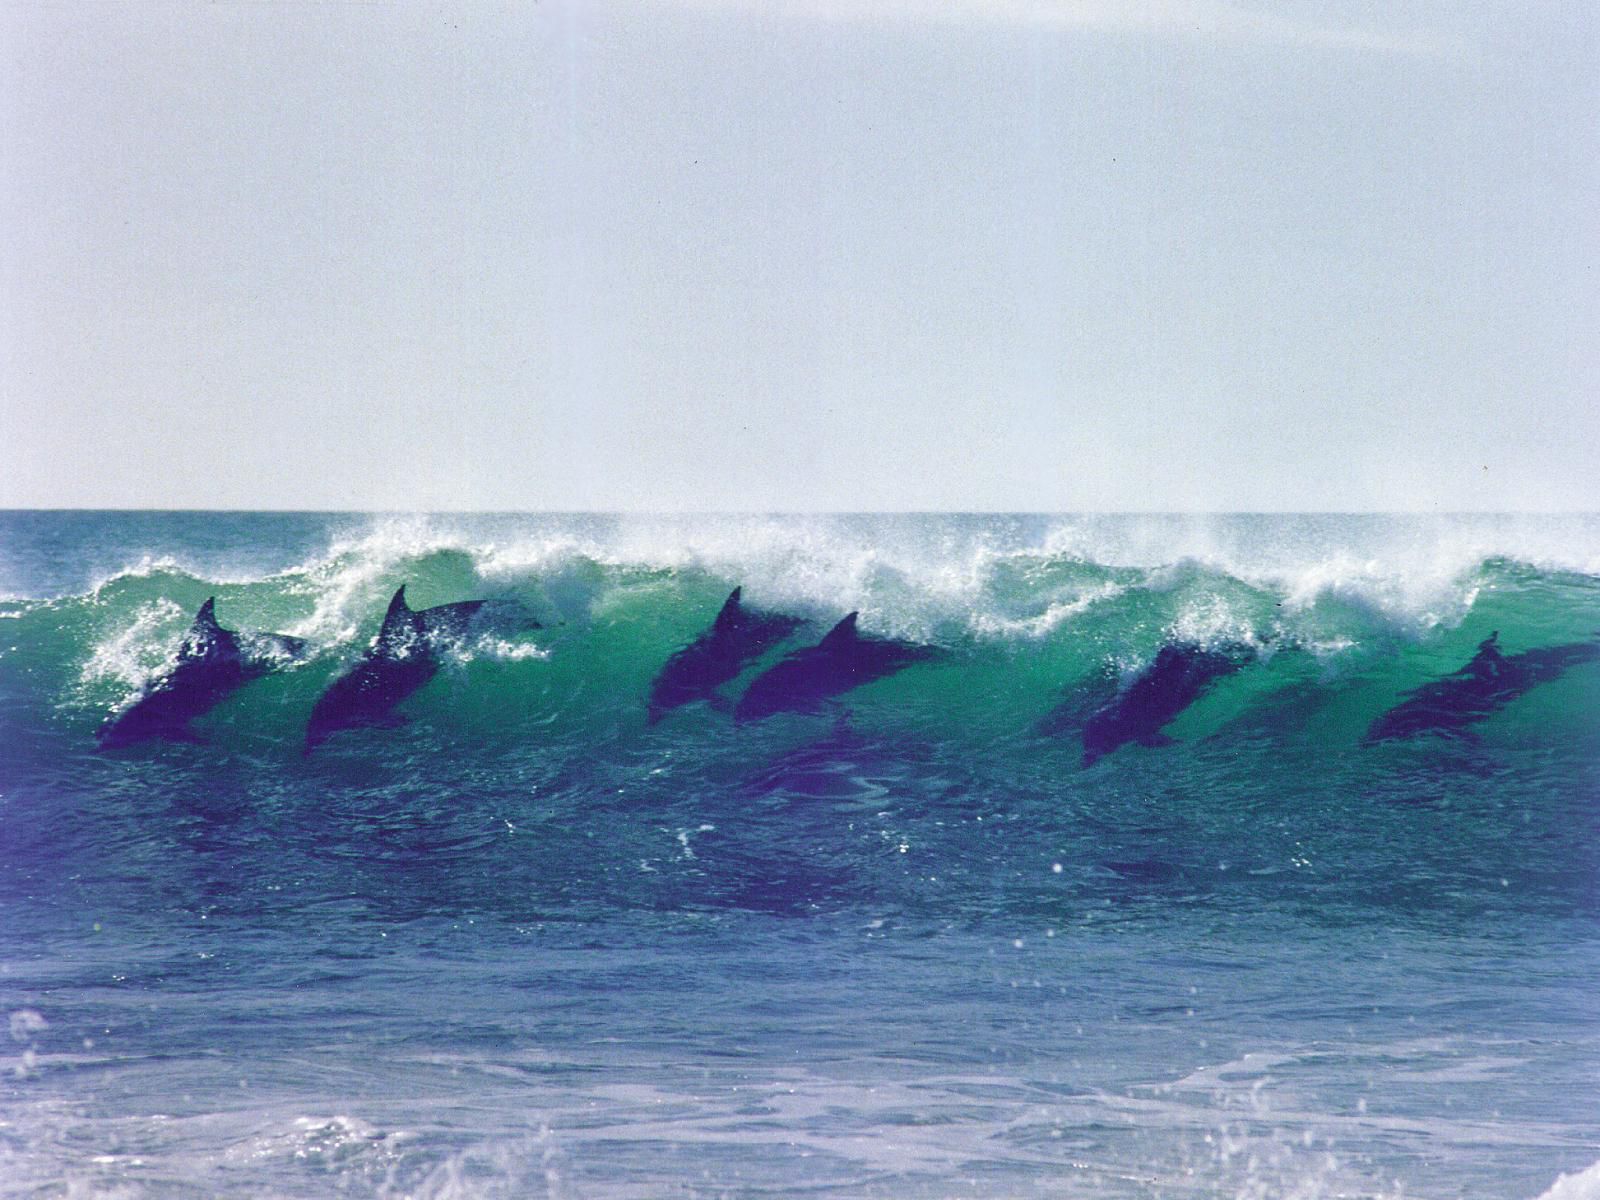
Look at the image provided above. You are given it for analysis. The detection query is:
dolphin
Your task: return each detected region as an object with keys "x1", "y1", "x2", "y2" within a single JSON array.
[
  {"x1": 647, "y1": 587, "x2": 804, "y2": 723},
  {"x1": 1365, "y1": 630, "x2": 1600, "y2": 744},
  {"x1": 1079, "y1": 641, "x2": 1250, "y2": 766},
  {"x1": 733, "y1": 612, "x2": 938, "y2": 723},
  {"x1": 97, "y1": 598, "x2": 307, "y2": 747},
  {"x1": 304, "y1": 585, "x2": 486, "y2": 752}
]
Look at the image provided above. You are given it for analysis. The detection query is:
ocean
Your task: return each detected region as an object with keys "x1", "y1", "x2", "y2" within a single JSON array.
[{"x1": 1, "y1": 511, "x2": 1597, "y2": 1199}]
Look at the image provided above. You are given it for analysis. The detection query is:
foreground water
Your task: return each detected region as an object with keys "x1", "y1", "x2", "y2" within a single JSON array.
[{"x1": 1, "y1": 512, "x2": 1597, "y2": 1198}]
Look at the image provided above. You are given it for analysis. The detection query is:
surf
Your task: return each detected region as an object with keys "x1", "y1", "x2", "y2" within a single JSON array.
[
  {"x1": 3, "y1": 512, "x2": 1598, "y2": 1200},
  {"x1": 1, "y1": 513, "x2": 1595, "y2": 762}
]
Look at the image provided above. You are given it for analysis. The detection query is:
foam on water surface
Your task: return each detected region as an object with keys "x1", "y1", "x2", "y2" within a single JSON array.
[{"x1": 1, "y1": 512, "x2": 1597, "y2": 1197}]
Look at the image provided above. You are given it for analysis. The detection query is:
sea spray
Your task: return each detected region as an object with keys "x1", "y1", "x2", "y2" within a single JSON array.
[{"x1": 1, "y1": 511, "x2": 1596, "y2": 1198}]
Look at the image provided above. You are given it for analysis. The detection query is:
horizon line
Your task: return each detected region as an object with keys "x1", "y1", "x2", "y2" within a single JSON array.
[{"x1": 5, "y1": 508, "x2": 1598, "y2": 518}]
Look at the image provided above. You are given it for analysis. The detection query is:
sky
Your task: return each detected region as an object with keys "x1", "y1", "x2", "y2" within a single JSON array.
[{"x1": 1, "y1": 0, "x2": 1594, "y2": 511}]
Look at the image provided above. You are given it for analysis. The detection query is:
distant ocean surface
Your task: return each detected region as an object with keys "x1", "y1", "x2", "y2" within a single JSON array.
[{"x1": 2, "y1": 511, "x2": 1598, "y2": 1199}]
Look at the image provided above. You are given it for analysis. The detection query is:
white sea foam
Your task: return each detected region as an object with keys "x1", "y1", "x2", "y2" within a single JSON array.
[
  {"x1": 79, "y1": 597, "x2": 188, "y2": 694},
  {"x1": 9, "y1": 1009, "x2": 49, "y2": 1040},
  {"x1": 84, "y1": 554, "x2": 202, "y2": 597},
  {"x1": 1537, "y1": 1161, "x2": 1600, "y2": 1200},
  {"x1": 969, "y1": 579, "x2": 1127, "y2": 639},
  {"x1": 467, "y1": 636, "x2": 552, "y2": 664},
  {"x1": 1168, "y1": 590, "x2": 1271, "y2": 649},
  {"x1": 221, "y1": 1114, "x2": 404, "y2": 1170},
  {"x1": 58, "y1": 513, "x2": 1600, "y2": 696},
  {"x1": 278, "y1": 517, "x2": 481, "y2": 647}
]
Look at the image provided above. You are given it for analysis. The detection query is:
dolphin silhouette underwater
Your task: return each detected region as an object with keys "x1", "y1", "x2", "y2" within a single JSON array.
[
  {"x1": 647, "y1": 587, "x2": 803, "y2": 723},
  {"x1": 1079, "y1": 641, "x2": 1252, "y2": 766},
  {"x1": 733, "y1": 612, "x2": 939, "y2": 723},
  {"x1": 304, "y1": 586, "x2": 487, "y2": 752},
  {"x1": 1365, "y1": 630, "x2": 1600, "y2": 744},
  {"x1": 98, "y1": 598, "x2": 307, "y2": 747}
]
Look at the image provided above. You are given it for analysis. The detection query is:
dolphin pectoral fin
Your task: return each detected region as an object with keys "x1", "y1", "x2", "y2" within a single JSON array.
[
  {"x1": 1136, "y1": 733, "x2": 1177, "y2": 748},
  {"x1": 705, "y1": 691, "x2": 735, "y2": 716}
]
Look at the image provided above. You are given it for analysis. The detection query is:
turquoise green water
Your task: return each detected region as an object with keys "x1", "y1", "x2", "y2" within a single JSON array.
[{"x1": 2, "y1": 512, "x2": 1597, "y2": 1198}]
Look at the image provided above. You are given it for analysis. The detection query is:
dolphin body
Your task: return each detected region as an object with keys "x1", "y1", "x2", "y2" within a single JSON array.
[
  {"x1": 304, "y1": 586, "x2": 486, "y2": 752},
  {"x1": 733, "y1": 612, "x2": 938, "y2": 723},
  {"x1": 647, "y1": 587, "x2": 803, "y2": 723},
  {"x1": 98, "y1": 598, "x2": 306, "y2": 747},
  {"x1": 1080, "y1": 641, "x2": 1249, "y2": 766},
  {"x1": 1365, "y1": 631, "x2": 1600, "y2": 744}
]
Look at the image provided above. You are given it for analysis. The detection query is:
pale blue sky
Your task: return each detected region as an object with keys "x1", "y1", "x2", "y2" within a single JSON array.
[{"x1": 1, "y1": 1, "x2": 1594, "y2": 510}]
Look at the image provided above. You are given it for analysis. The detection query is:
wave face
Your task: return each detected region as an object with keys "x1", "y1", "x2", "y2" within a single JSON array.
[{"x1": 2, "y1": 511, "x2": 1598, "y2": 1199}]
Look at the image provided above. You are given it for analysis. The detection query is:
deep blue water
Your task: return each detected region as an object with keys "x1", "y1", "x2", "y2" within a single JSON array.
[{"x1": 2, "y1": 512, "x2": 1598, "y2": 1198}]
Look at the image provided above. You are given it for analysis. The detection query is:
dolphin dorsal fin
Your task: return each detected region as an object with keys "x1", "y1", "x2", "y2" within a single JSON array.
[
  {"x1": 714, "y1": 587, "x2": 743, "y2": 631},
  {"x1": 178, "y1": 597, "x2": 226, "y2": 660},
  {"x1": 819, "y1": 612, "x2": 860, "y2": 649},
  {"x1": 376, "y1": 586, "x2": 419, "y2": 653},
  {"x1": 1457, "y1": 630, "x2": 1507, "y2": 681}
]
